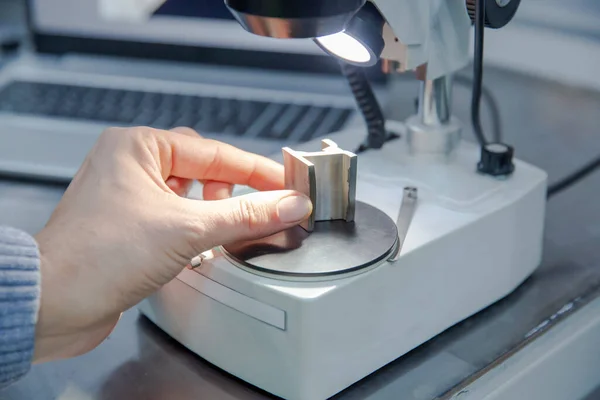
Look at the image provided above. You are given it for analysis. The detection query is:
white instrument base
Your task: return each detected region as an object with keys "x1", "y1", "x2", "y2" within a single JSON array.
[{"x1": 138, "y1": 121, "x2": 548, "y2": 400}]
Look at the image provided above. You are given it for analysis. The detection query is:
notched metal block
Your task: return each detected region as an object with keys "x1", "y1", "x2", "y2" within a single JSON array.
[{"x1": 282, "y1": 139, "x2": 357, "y2": 232}]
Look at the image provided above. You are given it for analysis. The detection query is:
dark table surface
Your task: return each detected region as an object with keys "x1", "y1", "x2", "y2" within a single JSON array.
[{"x1": 3, "y1": 1, "x2": 600, "y2": 397}]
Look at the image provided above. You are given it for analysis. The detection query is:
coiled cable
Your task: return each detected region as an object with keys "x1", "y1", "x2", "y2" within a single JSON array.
[{"x1": 339, "y1": 62, "x2": 394, "y2": 154}]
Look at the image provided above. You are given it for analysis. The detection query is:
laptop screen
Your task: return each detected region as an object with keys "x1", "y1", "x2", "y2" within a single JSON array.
[{"x1": 29, "y1": 0, "x2": 322, "y2": 57}]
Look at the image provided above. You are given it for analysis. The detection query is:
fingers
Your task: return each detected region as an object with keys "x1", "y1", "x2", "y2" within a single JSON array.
[
  {"x1": 203, "y1": 181, "x2": 233, "y2": 200},
  {"x1": 170, "y1": 128, "x2": 233, "y2": 200},
  {"x1": 165, "y1": 176, "x2": 193, "y2": 197},
  {"x1": 185, "y1": 190, "x2": 312, "y2": 250},
  {"x1": 167, "y1": 178, "x2": 234, "y2": 200},
  {"x1": 170, "y1": 126, "x2": 200, "y2": 138},
  {"x1": 164, "y1": 128, "x2": 200, "y2": 197},
  {"x1": 155, "y1": 128, "x2": 284, "y2": 191}
]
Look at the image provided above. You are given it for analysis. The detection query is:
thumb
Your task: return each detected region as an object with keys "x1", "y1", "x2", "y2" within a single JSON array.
[{"x1": 188, "y1": 190, "x2": 313, "y2": 249}]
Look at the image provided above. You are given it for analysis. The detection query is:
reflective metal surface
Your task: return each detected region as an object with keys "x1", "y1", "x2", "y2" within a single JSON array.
[
  {"x1": 227, "y1": 13, "x2": 352, "y2": 39},
  {"x1": 283, "y1": 139, "x2": 357, "y2": 231},
  {"x1": 407, "y1": 74, "x2": 462, "y2": 156},
  {"x1": 419, "y1": 75, "x2": 453, "y2": 126},
  {"x1": 389, "y1": 187, "x2": 418, "y2": 262},
  {"x1": 222, "y1": 201, "x2": 397, "y2": 280},
  {"x1": 225, "y1": 0, "x2": 366, "y2": 39}
]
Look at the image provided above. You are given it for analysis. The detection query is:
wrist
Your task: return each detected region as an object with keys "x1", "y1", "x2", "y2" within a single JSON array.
[
  {"x1": 33, "y1": 237, "x2": 70, "y2": 362},
  {"x1": 33, "y1": 232, "x2": 120, "y2": 363},
  {"x1": 33, "y1": 249, "x2": 63, "y2": 362}
]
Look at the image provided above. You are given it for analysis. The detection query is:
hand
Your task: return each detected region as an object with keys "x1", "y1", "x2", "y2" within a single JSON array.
[{"x1": 33, "y1": 126, "x2": 312, "y2": 363}]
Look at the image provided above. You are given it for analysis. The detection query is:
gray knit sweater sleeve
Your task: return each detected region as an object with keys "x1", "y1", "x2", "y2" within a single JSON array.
[{"x1": 0, "y1": 226, "x2": 40, "y2": 388}]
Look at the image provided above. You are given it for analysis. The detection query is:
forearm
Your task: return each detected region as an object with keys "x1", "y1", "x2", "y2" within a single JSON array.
[{"x1": 0, "y1": 226, "x2": 40, "y2": 388}]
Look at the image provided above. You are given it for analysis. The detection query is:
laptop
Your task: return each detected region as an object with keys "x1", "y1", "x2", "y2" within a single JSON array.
[{"x1": 0, "y1": 0, "x2": 387, "y2": 183}]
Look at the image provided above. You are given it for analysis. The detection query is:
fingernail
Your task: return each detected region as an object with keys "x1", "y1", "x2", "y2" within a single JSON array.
[{"x1": 277, "y1": 195, "x2": 312, "y2": 223}]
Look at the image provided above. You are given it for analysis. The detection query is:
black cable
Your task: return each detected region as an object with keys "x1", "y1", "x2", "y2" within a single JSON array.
[
  {"x1": 547, "y1": 155, "x2": 600, "y2": 198},
  {"x1": 454, "y1": 74, "x2": 503, "y2": 143},
  {"x1": 339, "y1": 62, "x2": 395, "y2": 154},
  {"x1": 471, "y1": 0, "x2": 489, "y2": 147},
  {"x1": 468, "y1": 0, "x2": 600, "y2": 196},
  {"x1": 462, "y1": 71, "x2": 600, "y2": 198},
  {"x1": 340, "y1": 0, "x2": 500, "y2": 154},
  {"x1": 337, "y1": 1, "x2": 594, "y2": 199}
]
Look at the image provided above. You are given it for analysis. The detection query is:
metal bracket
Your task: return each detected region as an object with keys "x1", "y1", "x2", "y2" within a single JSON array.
[
  {"x1": 282, "y1": 139, "x2": 357, "y2": 232},
  {"x1": 389, "y1": 187, "x2": 418, "y2": 262}
]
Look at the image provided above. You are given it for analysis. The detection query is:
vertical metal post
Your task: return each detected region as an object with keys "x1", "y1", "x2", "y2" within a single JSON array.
[
  {"x1": 406, "y1": 73, "x2": 462, "y2": 156},
  {"x1": 419, "y1": 75, "x2": 452, "y2": 126}
]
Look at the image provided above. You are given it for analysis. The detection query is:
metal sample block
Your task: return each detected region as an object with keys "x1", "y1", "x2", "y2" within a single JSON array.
[{"x1": 282, "y1": 139, "x2": 357, "y2": 231}]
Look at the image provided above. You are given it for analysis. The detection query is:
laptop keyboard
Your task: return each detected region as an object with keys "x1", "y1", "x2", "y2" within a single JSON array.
[{"x1": 0, "y1": 81, "x2": 353, "y2": 142}]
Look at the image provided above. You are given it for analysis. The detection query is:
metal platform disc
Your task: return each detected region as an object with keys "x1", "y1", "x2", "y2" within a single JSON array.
[{"x1": 222, "y1": 201, "x2": 398, "y2": 279}]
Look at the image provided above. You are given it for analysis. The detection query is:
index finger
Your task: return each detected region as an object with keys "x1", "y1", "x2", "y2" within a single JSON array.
[{"x1": 156, "y1": 129, "x2": 284, "y2": 191}]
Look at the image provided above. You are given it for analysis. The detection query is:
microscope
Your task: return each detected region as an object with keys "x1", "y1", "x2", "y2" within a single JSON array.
[{"x1": 138, "y1": 1, "x2": 547, "y2": 399}]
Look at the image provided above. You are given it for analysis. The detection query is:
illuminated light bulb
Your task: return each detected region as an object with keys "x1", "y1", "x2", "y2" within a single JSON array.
[{"x1": 315, "y1": 32, "x2": 372, "y2": 64}]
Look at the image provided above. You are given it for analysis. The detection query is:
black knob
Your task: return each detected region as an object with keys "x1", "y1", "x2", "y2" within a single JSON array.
[
  {"x1": 477, "y1": 143, "x2": 515, "y2": 176},
  {"x1": 466, "y1": 0, "x2": 521, "y2": 29}
]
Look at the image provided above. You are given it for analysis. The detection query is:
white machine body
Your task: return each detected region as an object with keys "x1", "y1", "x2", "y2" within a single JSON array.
[
  {"x1": 138, "y1": 121, "x2": 547, "y2": 400},
  {"x1": 374, "y1": 0, "x2": 472, "y2": 79}
]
